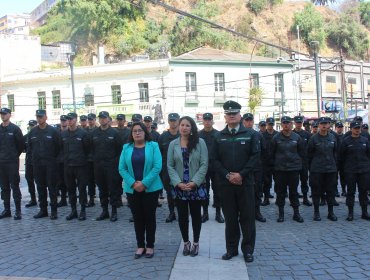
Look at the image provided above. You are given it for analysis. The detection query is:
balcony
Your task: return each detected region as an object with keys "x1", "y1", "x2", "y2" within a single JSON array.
[
  {"x1": 214, "y1": 91, "x2": 226, "y2": 104},
  {"x1": 185, "y1": 91, "x2": 199, "y2": 104}
]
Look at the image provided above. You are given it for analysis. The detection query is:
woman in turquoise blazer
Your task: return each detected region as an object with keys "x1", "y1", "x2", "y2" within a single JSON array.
[{"x1": 118, "y1": 122, "x2": 163, "y2": 259}]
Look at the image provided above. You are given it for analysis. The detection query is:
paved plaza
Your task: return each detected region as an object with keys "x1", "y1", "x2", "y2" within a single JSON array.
[{"x1": 0, "y1": 162, "x2": 369, "y2": 280}]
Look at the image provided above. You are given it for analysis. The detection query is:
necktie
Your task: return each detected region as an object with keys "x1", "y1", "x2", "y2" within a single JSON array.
[{"x1": 231, "y1": 128, "x2": 236, "y2": 135}]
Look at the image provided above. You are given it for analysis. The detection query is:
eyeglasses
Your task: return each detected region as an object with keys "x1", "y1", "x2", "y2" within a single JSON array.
[{"x1": 133, "y1": 129, "x2": 144, "y2": 134}]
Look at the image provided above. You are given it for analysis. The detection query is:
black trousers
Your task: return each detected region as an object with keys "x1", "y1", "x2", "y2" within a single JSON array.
[
  {"x1": 263, "y1": 165, "x2": 274, "y2": 194},
  {"x1": 310, "y1": 172, "x2": 337, "y2": 206},
  {"x1": 127, "y1": 190, "x2": 160, "y2": 248},
  {"x1": 204, "y1": 170, "x2": 221, "y2": 208},
  {"x1": 25, "y1": 162, "x2": 36, "y2": 196},
  {"x1": 275, "y1": 171, "x2": 300, "y2": 208},
  {"x1": 254, "y1": 170, "x2": 263, "y2": 207},
  {"x1": 33, "y1": 163, "x2": 58, "y2": 209},
  {"x1": 87, "y1": 161, "x2": 96, "y2": 197},
  {"x1": 65, "y1": 165, "x2": 88, "y2": 207},
  {"x1": 299, "y1": 165, "x2": 309, "y2": 194},
  {"x1": 345, "y1": 172, "x2": 370, "y2": 207},
  {"x1": 0, "y1": 162, "x2": 22, "y2": 207},
  {"x1": 176, "y1": 199, "x2": 202, "y2": 243},
  {"x1": 94, "y1": 162, "x2": 121, "y2": 207},
  {"x1": 57, "y1": 162, "x2": 67, "y2": 197},
  {"x1": 220, "y1": 184, "x2": 255, "y2": 255},
  {"x1": 338, "y1": 169, "x2": 346, "y2": 192},
  {"x1": 161, "y1": 168, "x2": 175, "y2": 213}
]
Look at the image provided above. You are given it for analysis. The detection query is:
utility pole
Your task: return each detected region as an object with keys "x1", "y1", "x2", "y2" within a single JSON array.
[
  {"x1": 310, "y1": 41, "x2": 321, "y2": 118},
  {"x1": 340, "y1": 50, "x2": 347, "y2": 120},
  {"x1": 67, "y1": 52, "x2": 76, "y2": 113}
]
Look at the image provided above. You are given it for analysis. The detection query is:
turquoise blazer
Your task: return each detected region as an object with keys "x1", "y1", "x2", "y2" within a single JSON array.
[{"x1": 118, "y1": 141, "x2": 163, "y2": 194}]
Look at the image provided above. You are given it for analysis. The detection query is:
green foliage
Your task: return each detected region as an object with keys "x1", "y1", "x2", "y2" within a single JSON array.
[
  {"x1": 292, "y1": 4, "x2": 327, "y2": 49},
  {"x1": 247, "y1": 0, "x2": 268, "y2": 15},
  {"x1": 359, "y1": 1, "x2": 370, "y2": 28},
  {"x1": 311, "y1": 0, "x2": 336, "y2": 5},
  {"x1": 327, "y1": 12, "x2": 369, "y2": 59},
  {"x1": 248, "y1": 87, "x2": 263, "y2": 114}
]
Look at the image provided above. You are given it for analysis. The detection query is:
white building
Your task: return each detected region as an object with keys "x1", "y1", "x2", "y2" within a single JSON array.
[{"x1": 0, "y1": 14, "x2": 31, "y2": 34}]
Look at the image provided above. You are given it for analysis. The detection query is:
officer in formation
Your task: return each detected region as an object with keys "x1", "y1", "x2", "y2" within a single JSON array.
[
  {"x1": 311, "y1": 122, "x2": 318, "y2": 135},
  {"x1": 57, "y1": 115, "x2": 68, "y2": 207},
  {"x1": 335, "y1": 121, "x2": 346, "y2": 197},
  {"x1": 198, "y1": 112, "x2": 224, "y2": 224},
  {"x1": 85, "y1": 113, "x2": 98, "y2": 207},
  {"x1": 158, "y1": 113, "x2": 180, "y2": 223},
  {"x1": 144, "y1": 116, "x2": 160, "y2": 142},
  {"x1": 258, "y1": 121, "x2": 266, "y2": 133},
  {"x1": 212, "y1": 101, "x2": 259, "y2": 263},
  {"x1": 24, "y1": 120, "x2": 38, "y2": 208},
  {"x1": 79, "y1": 115, "x2": 88, "y2": 129},
  {"x1": 242, "y1": 113, "x2": 266, "y2": 223},
  {"x1": 116, "y1": 114, "x2": 130, "y2": 144},
  {"x1": 0, "y1": 108, "x2": 24, "y2": 220}
]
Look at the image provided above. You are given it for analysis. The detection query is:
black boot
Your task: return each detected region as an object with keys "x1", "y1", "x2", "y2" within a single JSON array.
[
  {"x1": 201, "y1": 206, "x2": 209, "y2": 223},
  {"x1": 346, "y1": 206, "x2": 354, "y2": 221},
  {"x1": 313, "y1": 203, "x2": 321, "y2": 221},
  {"x1": 215, "y1": 207, "x2": 225, "y2": 223},
  {"x1": 25, "y1": 193, "x2": 37, "y2": 208},
  {"x1": 50, "y1": 207, "x2": 58, "y2": 220},
  {"x1": 302, "y1": 193, "x2": 312, "y2": 206},
  {"x1": 277, "y1": 206, "x2": 284, "y2": 222},
  {"x1": 66, "y1": 205, "x2": 78, "y2": 221},
  {"x1": 96, "y1": 206, "x2": 110, "y2": 221},
  {"x1": 165, "y1": 211, "x2": 176, "y2": 223},
  {"x1": 0, "y1": 201, "x2": 11, "y2": 219},
  {"x1": 110, "y1": 205, "x2": 117, "y2": 222},
  {"x1": 361, "y1": 206, "x2": 370, "y2": 220},
  {"x1": 255, "y1": 206, "x2": 266, "y2": 222},
  {"x1": 261, "y1": 196, "x2": 270, "y2": 206},
  {"x1": 79, "y1": 205, "x2": 86, "y2": 221},
  {"x1": 86, "y1": 196, "x2": 95, "y2": 207},
  {"x1": 327, "y1": 205, "x2": 337, "y2": 221},
  {"x1": 34, "y1": 208, "x2": 48, "y2": 218},
  {"x1": 14, "y1": 201, "x2": 22, "y2": 220},
  {"x1": 293, "y1": 207, "x2": 304, "y2": 223}
]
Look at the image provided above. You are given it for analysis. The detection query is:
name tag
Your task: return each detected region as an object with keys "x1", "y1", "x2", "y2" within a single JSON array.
[
  {"x1": 46, "y1": 136, "x2": 52, "y2": 139},
  {"x1": 8, "y1": 133, "x2": 13, "y2": 136},
  {"x1": 241, "y1": 141, "x2": 245, "y2": 144},
  {"x1": 108, "y1": 137, "x2": 114, "y2": 139}
]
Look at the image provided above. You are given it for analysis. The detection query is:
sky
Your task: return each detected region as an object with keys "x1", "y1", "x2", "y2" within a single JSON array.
[{"x1": 0, "y1": 0, "x2": 44, "y2": 15}]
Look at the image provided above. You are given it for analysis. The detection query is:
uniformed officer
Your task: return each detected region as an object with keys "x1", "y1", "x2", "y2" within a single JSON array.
[
  {"x1": 311, "y1": 121, "x2": 318, "y2": 134},
  {"x1": 86, "y1": 113, "x2": 98, "y2": 207},
  {"x1": 127, "y1": 122, "x2": 133, "y2": 128},
  {"x1": 158, "y1": 112, "x2": 180, "y2": 222},
  {"x1": 57, "y1": 115, "x2": 68, "y2": 207},
  {"x1": 29, "y1": 109, "x2": 61, "y2": 219},
  {"x1": 258, "y1": 121, "x2": 266, "y2": 133},
  {"x1": 307, "y1": 117, "x2": 338, "y2": 221},
  {"x1": 335, "y1": 122, "x2": 346, "y2": 197},
  {"x1": 132, "y1": 113, "x2": 143, "y2": 122},
  {"x1": 212, "y1": 101, "x2": 259, "y2": 263},
  {"x1": 144, "y1": 116, "x2": 160, "y2": 142},
  {"x1": 261, "y1": 117, "x2": 278, "y2": 206},
  {"x1": 24, "y1": 120, "x2": 38, "y2": 207},
  {"x1": 271, "y1": 116, "x2": 305, "y2": 223},
  {"x1": 242, "y1": 113, "x2": 266, "y2": 223},
  {"x1": 0, "y1": 108, "x2": 24, "y2": 220},
  {"x1": 362, "y1": 123, "x2": 369, "y2": 134},
  {"x1": 62, "y1": 112, "x2": 90, "y2": 220},
  {"x1": 199, "y1": 112, "x2": 224, "y2": 223},
  {"x1": 91, "y1": 111, "x2": 122, "y2": 222},
  {"x1": 339, "y1": 120, "x2": 370, "y2": 221},
  {"x1": 79, "y1": 115, "x2": 88, "y2": 129},
  {"x1": 293, "y1": 115, "x2": 312, "y2": 206},
  {"x1": 116, "y1": 114, "x2": 130, "y2": 144}
]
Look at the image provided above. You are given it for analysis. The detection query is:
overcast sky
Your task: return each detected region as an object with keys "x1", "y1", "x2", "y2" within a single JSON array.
[{"x1": 0, "y1": 0, "x2": 44, "y2": 15}]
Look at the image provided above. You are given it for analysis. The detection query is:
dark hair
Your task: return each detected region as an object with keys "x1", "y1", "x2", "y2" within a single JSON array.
[
  {"x1": 128, "y1": 122, "x2": 152, "y2": 143},
  {"x1": 179, "y1": 116, "x2": 199, "y2": 154}
]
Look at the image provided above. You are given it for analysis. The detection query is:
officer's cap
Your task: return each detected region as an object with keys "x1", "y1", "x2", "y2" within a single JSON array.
[
  {"x1": 350, "y1": 121, "x2": 361, "y2": 129},
  {"x1": 144, "y1": 116, "x2": 153, "y2": 122},
  {"x1": 87, "y1": 113, "x2": 96, "y2": 120},
  {"x1": 312, "y1": 122, "x2": 318, "y2": 128},
  {"x1": 293, "y1": 115, "x2": 304, "y2": 123},
  {"x1": 28, "y1": 120, "x2": 37, "y2": 126},
  {"x1": 0, "y1": 108, "x2": 11, "y2": 114},
  {"x1": 79, "y1": 115, "x2": 87, "y2": 121},
  {"x1": 318, "y1": 117, "x2": 331, "y2": 124},
  {"x1": 116, "y1": 114, "x2": 126, "y2": 121},
  {"x1": 151, "y1": 122, "x2": 158, "y2": 129},
  {"x1": 168, "y1": 113, "x2": 180, "y2": 121},
  {"x1": 281, "y1": 116, "x2": 292, "y2": 123},
  {"x1": 127, "y1": 121, "x2": 133, "y2": 128},
  {"x1": 335, "y1": 122, "x2": 343, "y2": 128},
  {"x1": 223, "y1": 100, "x2": 241, "y2": 114},
  {"x1": 98, "y1": 111, "x2": 109, "y2": 118},
  {"x1": 362, "y1": 124, "x2": 369, "y2": 129},
  {"x1": 266, "y1": 117, "x2": 275, "y2": 124},
  {"x1": 243, "y1": 113, "x2": 254, "y2": 120},
  {"x1": 203, "y1": 113, "x2": 213, "y2": 120},
  {"x1": 60, "y1": 115, "x2": 67, "y2": 121},
  {"x1": 132, "y1": 113, "x2": 143, "y2": 122},
  {"x1": 67, "y1": 112, "x2": 77, "y2": 120},
  {"x1": 353, "y1": 116, "x2": 363, "y2": 122},
  {"x1": 259, "y1": 121, "x2": 266, "y2": 126},
  {"x1": 36, "y1": 109, "x2": 46, "y2": 117}
]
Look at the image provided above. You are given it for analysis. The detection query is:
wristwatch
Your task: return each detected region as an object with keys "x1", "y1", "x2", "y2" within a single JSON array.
[{"x1": 226, "y1": 173, "x2": 231, "y2": 180}]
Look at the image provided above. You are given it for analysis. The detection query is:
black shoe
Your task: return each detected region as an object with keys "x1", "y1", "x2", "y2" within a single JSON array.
[
  {"x1": 327, "y1": 212, "x2": 338, "y2": 221},
  {"x1": 333, "y1": 200, "x2": 339, "y2": 206},
  {"x1": 298, "y1": 193, "x2": 303, "y2": 198},
  {"x1": 33, "y1": 210, "x2": 48, "y2": 219},
  {"x1": 110, "y1": 213, "x2": 118, "y2": 222},
  {"x1": 261, "y1": 199, "x2": 270, "y2": 206},
  {"x1": 215, "y1": 213, "x2": 225, "y2": 223},
  {"x1": 201, "y1": 213, "x2": 209, "y2": 223},
  {"x1": 145, "y1": 249, "x2": 154, "y2": 258},
  {"x1": 346, "y1": 214, "x2": 354, "y2": 221},
  {"x1": 50, "y1": 213, "x2": 58, "y2": 220},
  {"x1": 134, "y1": 249, "x2": 146, "y2": 259},
  {"x1": 269, "y1": 194, "x2": 274, "y2": 199},
  {"x1": 14, "y1": 210, "x2": 22, "y2": 220},
  {"x1": 190, "y1": 243, "x2": 199, "y2": 257},
  {"x1": 313, "y1": 212, "x2": 321, "y2": 221},
  {"x1": 341, "y1": 191, "x2": 347, "y2": 197},
  {"x1": 293, "y1": 213, "x2": 304, "y2": 223},
  {"x1": 222, "y1": 251, "x2": 238, "y2": 260},
  {"x1": 244, "y1": 253, "x2": 254, "y2": 263},
  {"x1": 25, "y1": 200, "x2": 37, "y2": 208},
  {"x1": 57, "y1": 199, "x2": 67, "y2": 208},
  {"x1": 0, "y1": 210, "x2": 11, "y2": 219},
  {"x1": 335, "y1": 192, "x2": 340, "y2": 198},
  {"x1": 303, "y1": 198, "x2": 312, "y2": 206},
  {"x1": 319, "y1": 199, "x2": 326, "y2": 206},
  {"x1": 361, "y1": 213, "x2": 370, "y2": 220},
  {"x1": 96, "y1": 210, "x2": 110, "y2": 221},
  {"x1": 277, "y1": 216, "x2": 284, "y2": 222},
  {"x1": 78, "y1": 211, "x2": 86, "y2": 221},
  {"x1": 183, "y1": 241, "x2": 191, "y2": 256},
  {"x1": 255, "y1": 211, "x2": 266, "y2": 223},
  {"x1": 86, "y1": 197, "x2": 95, "y2": 208},
  {"x1": 165, "y1": 212, "x2": 176, "y2": 223},
  {"x1": 66, "y1": 210, "x2": 78, "y2": 221}
]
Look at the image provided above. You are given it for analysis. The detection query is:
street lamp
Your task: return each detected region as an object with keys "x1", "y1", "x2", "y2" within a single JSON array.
[
  {"x1": 368, "y1": 92, "x2": 370, "y2": 125},
  {"x1": 66, "y1": 51, "x2": 76, "y2": 113},
  {"x1": 310, "y1": 41, "x2": 321, "y2": 118}
]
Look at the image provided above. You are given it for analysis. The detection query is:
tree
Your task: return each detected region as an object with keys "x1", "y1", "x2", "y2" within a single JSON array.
[
  {"x1": 248, "y1": 87, "x2": 263, "y2": 114},
  {"x1": 311, "y1": 0, "x2": 336, "y2": 5},
  {"x1": 359, "y1": 1, "x2": 370, "y2": 28}
]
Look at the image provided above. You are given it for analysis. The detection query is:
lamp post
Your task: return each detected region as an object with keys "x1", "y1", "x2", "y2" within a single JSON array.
[
  {"x1": 368, "y1": 92, "x2": 370, "y2": 125},
  {"x1": 310, "y1": 41, "x2": 321, "y2": 118},
  {"x1": 66, "y1": 52, "x2": 76, "y2": 113}
]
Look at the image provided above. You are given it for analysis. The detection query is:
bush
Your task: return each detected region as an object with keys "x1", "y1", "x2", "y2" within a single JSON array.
[{"x1": 248, "y1": 0, "x2": 268, "y2": 15}]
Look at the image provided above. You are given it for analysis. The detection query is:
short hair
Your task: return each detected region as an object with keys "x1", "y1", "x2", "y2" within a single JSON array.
[{"x1": 127, "y1": 122, "x2": 152, "y2": 143}]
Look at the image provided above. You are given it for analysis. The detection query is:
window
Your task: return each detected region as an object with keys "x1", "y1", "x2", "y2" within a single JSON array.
[
  {"x1": 52, "y1": 90, "x2": 61, "y2": 109},
  {"x1": 326, "y1": 75, "x2": 337, "y2": 93},
  {"x1": 84, "y1": 87, "x2": 94, "y2": 106},
  {"x1": 348, "y1": 77, "x2": 356, "y2": 84},
  {"x1": 139, "y1": 83, "x2": 149, "y2": 102},
  {"x1": 274, "y1": 73, "x2": 284, "y2": 93},
  {"x1": 251, "y1": 73, "x2": 259, "y2": 87},
  {"x1": 326, "y1": 76, "x2": 336, "y2": 83},
  {"x1": 185, "y1": 72, "x2": 197, "y2": 92},
  {"x1": 7, "y1": 95, "x2": 14, "y2": 112},
  {"x1": 37, "y1": 91, "x2": 46, "y2": 110},
  {"x1": 214, "y1": 73, "x2": 225, "y2": 92},
  {"x1": 111, "y1": 85, "x2": 121, "y2": 104}
]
